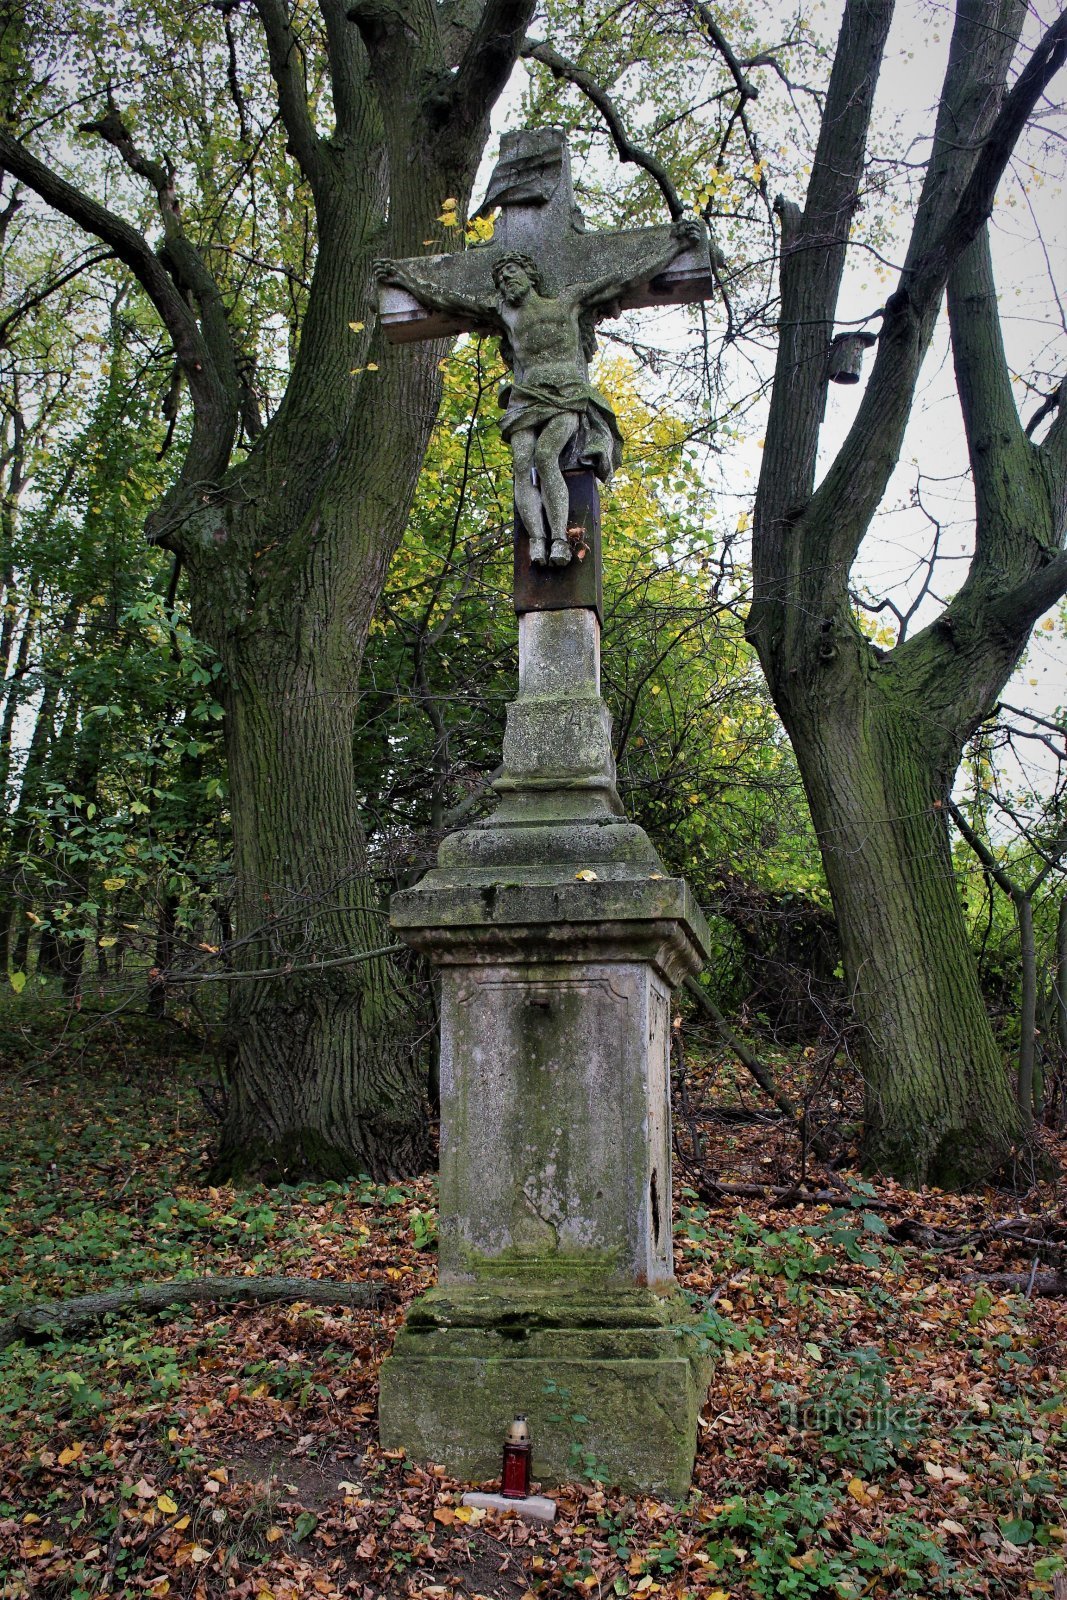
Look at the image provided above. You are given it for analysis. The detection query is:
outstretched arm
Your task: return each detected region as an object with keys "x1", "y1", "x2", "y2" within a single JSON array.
[
  {"x1": 572, "y1": 218, "x2": 710, "y2": 312},
  {"x1": 373, "y1": 259, "x2": 497, "y2": 327}
]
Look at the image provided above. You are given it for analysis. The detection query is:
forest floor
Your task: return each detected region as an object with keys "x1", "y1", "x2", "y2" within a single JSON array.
[{"x1": 0, "y1": 998, "x2": 1064, "y2": 1600}]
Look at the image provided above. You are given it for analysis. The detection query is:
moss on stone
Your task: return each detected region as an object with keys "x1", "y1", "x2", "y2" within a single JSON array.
[{"x1": 379, "y1": 1283, "x2": 710, "y2": 1499}]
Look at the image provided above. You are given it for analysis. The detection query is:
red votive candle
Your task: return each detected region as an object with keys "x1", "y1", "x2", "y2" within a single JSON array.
[{"x1": 500, "y1": 1415, "x2": 532, "y2": 1498}]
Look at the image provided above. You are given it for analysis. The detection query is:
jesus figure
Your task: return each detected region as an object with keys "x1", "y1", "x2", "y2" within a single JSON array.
[{"x1": 374, "y1": 218, "x2": 703, "y2": 567}]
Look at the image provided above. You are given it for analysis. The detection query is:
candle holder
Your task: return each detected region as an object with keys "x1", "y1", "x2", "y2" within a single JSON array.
[{"x1": 500, "y1": 1415, "x2": 532, "y2": 1498}]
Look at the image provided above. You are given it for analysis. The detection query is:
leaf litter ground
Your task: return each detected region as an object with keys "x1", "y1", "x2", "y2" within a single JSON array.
[{"x1": 0, "y1": 1001, "x2": 1063, "y2": 1600}]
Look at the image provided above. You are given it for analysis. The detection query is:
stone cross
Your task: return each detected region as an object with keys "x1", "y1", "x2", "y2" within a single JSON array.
[
  {"x1": 376, "y1": 127, "x2": 719, "y2": 612},
  {"x1": 378, "y1": 128, "x2": 715, "y2": 1501}
]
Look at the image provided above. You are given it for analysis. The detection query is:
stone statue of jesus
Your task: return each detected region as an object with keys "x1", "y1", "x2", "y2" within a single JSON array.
[{"x1": 374, "y1": 219, "x2": 703, "y2": 567}]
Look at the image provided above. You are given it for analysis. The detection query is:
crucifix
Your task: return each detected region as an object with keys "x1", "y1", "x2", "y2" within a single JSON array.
[
  {"x1": 378, "y1": 128, "x2": 718, "y2": 1500},
  {"x1": 375, "y1": 127, "x2": 720, "y2": 614}
]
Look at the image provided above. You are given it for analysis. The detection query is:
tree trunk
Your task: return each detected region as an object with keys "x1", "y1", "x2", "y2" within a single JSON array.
[
  {"x1": 1057, "y1": 893, "x2": 1067, "y2": 1056},
  {"x1": 204, "y1": 613, "x2": 430, "y2": 1183},
  {"x1": 147, "y1": 895, "x2": 177, "y2": 1020},
  {"x1": 1017, "y1": 893, "x2": 1037, "y2": 1123},
  {"x1": 781, "y1": 664, "x2": 1019, "y2": 1186}
]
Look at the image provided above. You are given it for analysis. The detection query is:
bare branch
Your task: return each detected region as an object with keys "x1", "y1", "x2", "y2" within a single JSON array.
[
  {"x1": 0, "y1": 128, "x2": 233, "y2": 453},
  {"x1": 686, "y1": 0, "x2": 759, "y2": 103},
  {"x1": 520, "y1": 39, "x2": 685, "y2": 219},
  {"x1": 0, "y1": 248, "x2": 115, "y2": 348}
]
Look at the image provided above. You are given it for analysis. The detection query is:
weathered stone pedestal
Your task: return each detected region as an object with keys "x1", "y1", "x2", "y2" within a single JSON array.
[{"x1": 380, "y1": 605, "x2": 712, "y2": 1497}]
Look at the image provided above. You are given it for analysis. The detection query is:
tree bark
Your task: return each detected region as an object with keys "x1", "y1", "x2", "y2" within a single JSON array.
[
  {"x1": 206, "y1": 635, "x2": 430, "y2": 1179},
  {"x1": 784, "y1": 681, "x2": 1018, "y2": 1182}
]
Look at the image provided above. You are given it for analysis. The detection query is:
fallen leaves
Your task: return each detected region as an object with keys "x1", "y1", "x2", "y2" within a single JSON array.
[{"x1": 0, "y1": 1016, "x2": 1064, "y2": 1600}]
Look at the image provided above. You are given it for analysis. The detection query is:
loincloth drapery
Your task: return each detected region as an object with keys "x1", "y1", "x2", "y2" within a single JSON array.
[{"x1": 499, "y1": 367, "x2": 623, "y2": 484}]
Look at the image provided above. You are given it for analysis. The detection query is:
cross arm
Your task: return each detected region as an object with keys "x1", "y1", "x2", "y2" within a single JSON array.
[
  {"x1": 373, "y1": 257, "x2": 499, "y2": 333},
  {"x1": 568, "y1": 219, "x2": 716, "y2": 314}
]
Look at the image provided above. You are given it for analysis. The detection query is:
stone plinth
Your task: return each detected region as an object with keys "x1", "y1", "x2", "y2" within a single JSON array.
[
  {"x1": 381, "y1": 607, "x2": 712, "y2": 1497},
  {"x1": 380, "y1": 1285, "x2": 709, "y2": 1499}
]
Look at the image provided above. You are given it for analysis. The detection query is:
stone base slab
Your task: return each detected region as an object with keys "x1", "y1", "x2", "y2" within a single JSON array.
[
  {"x1": 378, "y1": 1286, "x2": 709, "y2": 1499},
  {"x1": 462, "y1": 1491, "x2": 557, "y2": 1524}
]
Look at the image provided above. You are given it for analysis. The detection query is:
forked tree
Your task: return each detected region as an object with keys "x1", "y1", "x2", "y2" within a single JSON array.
[{"x1": 747, "y1": 0, "x2": 1067, "y2": 1184}]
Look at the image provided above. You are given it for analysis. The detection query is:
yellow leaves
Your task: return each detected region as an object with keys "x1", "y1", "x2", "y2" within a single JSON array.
[
  {"x1": 465, "y1": 211, "x2": 496, "y2": 243},
  {"x1": 846, "y1": 1477, "x2": 873, "y2": 1506},
  {"x1": 266, "y1": 1525, "x2": 284, "y2": 1543},
  {"x1": 350, "y1": 363, "x2": 380, "y2": 376},
  {"x1": 98, "y1": 936, "x2": 118, "y2": 949},
  {"x1": 348, "y1": 320, "x2": 365, "y2": 332},
  {"x1": 102, "y1": 877, "x2": 126, "y2": 891},
  {"x1": 157, "y1": 1493, "x2": 178, "y2": 1514},
  {"x1": 437, "y1": 196, "x2": 460, "y2": 227},
  {"x1": 694, "y1": 168, "x2": 736, "y2": 209},
  {"x1": 575, "y1": 869, "x2": 599, "y2": 881},
  {"x1": 9, "y1": 971, "x2": 26, "y2": 994},
  {"x1": 58, "y1": 1442, "x2": 84, "y2": 1466},
  {"x1": 23, "y1": 1537, "x2": 54, "y2": 1557},
  {"x1": 434, "y1": 1503, "x2": 483, "y2": 1526}
]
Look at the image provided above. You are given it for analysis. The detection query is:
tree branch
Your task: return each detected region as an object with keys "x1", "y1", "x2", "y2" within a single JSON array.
[
  {"x1": 806, "y1": 3, "x2": 1067, "y2": 569},
  {"x1": 686, "y1": 0, "x2": 759, "y2": 103},
  {"x1": 0, "y1": 247, "x2": 115, "y2": 348},
  {"x1": 0, "y1": 1275, "x2": 387, "y2": 1350},
  {"x1": 916, "y1": 6, "x2": 1067, "y2": 301},
  {"x1": 985, "y1": 552, "x2": 1067, "y2": 637},
  {"x1": 0, "y1": 128, "x2": 234, "y2": 459},
  {"x1": 251, "y1": 0, "x2": 325, "y2": 187},
  {"x1": 947, "y1": 798, "x2": 1017, "y2": 901},
  {"x1": 749, "y1": 0, "x2": 894, "y2": 663},
  {"x1": 521, "y1": 39, "x2": 685, "y2": 219},
  {"x1": 78, "y1": 103, "x2": 241, "y2": 410},
  {"x1": 444, "y1": 0, "x2": 537, "y2": 139}
]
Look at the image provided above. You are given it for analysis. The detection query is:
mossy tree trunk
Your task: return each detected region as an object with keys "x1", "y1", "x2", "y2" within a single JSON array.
[
  {"x1": 0, "y1": 0, "x2": 535, "y2": 1178},
  {"x1": 747, "y1": 0, "x2": 1067, "y2": 1186}
]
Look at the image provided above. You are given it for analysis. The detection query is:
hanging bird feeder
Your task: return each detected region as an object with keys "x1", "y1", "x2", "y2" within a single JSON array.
[{"x1": 828, "y1": 329, "x2": 877, "y2": 384}]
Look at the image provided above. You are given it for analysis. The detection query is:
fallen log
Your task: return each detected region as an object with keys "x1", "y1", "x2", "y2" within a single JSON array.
[
  {"x1": 962, "y1": 1270, "x2": 1067, "y2": 1297},
  {"x1": 0, "y1": 1275, "x2": 387, "y2": 1349},
  {"x1": 687, "y1": 1175, "x2": 894, "y2": 1210}
]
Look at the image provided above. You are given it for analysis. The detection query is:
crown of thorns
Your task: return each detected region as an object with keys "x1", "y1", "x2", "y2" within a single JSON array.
[{"x1": 492, "y1": 252, "x2": 547, "y2": 293}]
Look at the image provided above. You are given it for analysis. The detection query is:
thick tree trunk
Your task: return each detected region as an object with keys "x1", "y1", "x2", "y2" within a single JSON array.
[
  {"x1": 782, "y1": 668, "x2": 1020, "y2": 1185},
  {"x1": 205, "y1": 640, "x2": 430, "y2": 1182}
]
